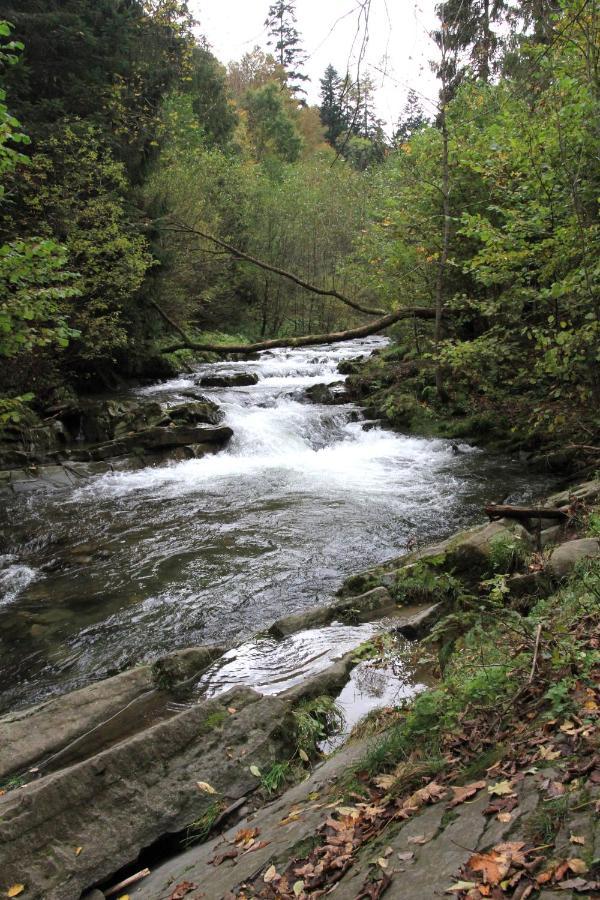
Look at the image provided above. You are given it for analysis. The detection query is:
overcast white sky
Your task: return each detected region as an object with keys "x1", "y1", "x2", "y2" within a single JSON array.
[{"x1": 191, "y1": 0, "x2": 440, "y2": 128}]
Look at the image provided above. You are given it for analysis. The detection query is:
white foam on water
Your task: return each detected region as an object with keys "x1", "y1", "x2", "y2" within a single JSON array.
[{"x1": 0, "y1": 560, "x2": 39, "y2": 606}]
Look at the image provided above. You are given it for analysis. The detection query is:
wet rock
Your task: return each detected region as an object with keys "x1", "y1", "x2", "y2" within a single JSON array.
[
  {"x1": 65, "y1": 423, "x2": 233, "y2": 462},
  {"x1": 198, "y1": 372, "x2": 258, "y2": 388},
  {"x1": 548, "y1": 538, "x2": 600, "y2": 578},
  {"x1": 0, "y1": 666, "x2": 154, "y2": 781},
  {"x1": 166, "y1": 399, "x2": 223, "y2": 426},
  {"x1": 269, "y1": 587, "x2": 394, "y2": 638},
  {"x1": 393, "y1": 602, "x2": 442, "y2": 639},
  {"x1": 540, "y1": 524, "x2": 564, "y2": 548},
  {"x1": 151, "y1": 645, "x2": 225, "y2": 691},
  {"x1": 547, "y1": 477, "x2": 600, "y2": 508},
  {"x1": 0, "y1": 688, "x2": 294, "y2": 900},
  {"x1": 0, "y1": 646, "x2": 225, "y2": 780},
  {"x1": 74, "y1": 398, "x2": 165, "y2": 444},
  {"x1": 338, "y1": 356, "x2": 365, "y2": 375},
  {"x1": 507, "y1": 571, "x2": 552, "y2": 601},
  {"x1": 304, "y1": 382, "x2": 352, "y2": 405},
  {"x1": 340, "y1": 520, "x2": 536, "y2": 597},
  {"x1": 282, "y1": 650, "x2": 357, "y2": 703}
]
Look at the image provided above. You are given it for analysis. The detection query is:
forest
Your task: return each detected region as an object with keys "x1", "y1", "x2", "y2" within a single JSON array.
[{"x1": 0, "y1": 0, "x2": 597, "y2": 453}]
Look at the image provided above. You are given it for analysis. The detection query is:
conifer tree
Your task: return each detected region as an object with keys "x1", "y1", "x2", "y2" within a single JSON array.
[
  {"x1": 319, "y1": 64, "x2": 347, "y2": 147},
  {"x1": 394, "y1": 89, "x2": 427, "y2": 145},
  {"x1": 265, "y1": 1, "x2": 309, "y2": 101}
]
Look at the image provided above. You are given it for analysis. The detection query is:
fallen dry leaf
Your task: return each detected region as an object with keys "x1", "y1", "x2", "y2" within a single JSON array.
[
  {"x1": 74, "y1": 847, "x2": 82, "y2": 856},
  {"x1": 567, "y1": 858, "x2": 589, "y2": 875},
  {"x1": 196, "y1": 780, "x2": 217, "y2": 795},
  {"x1": 293, "y1": 881, "x2": 304, "y2": 897},
  {"x1": 210, "y1": 847, "x2": 238, "y2": 866},
  {"x1": 488, "y1": 780, "x2": 515, "y2": 797},
  {"x1": 570, "y1": 834, "x2": 586, "y2": 845},
  {"x1": 377, "y1": 857, "x2": 388, "y2": 869},
  {"x1": 299, "y1": 749, "x2": 309, "y2": 762},
  {"x1": 373, "y1": 774, "x2": 396, "y2": 790},
  {"x1": 448, "y1": 780, "x2": 486, "y2": 807},
  {"x1": 446, "y1": 881, "x2": 478, "y2": 893},
  {"x1": 407, "y1": 834, "x2": 431, "y2": 845},
  {"x1": 467, "y1": 850, "x2": 511, "y2": 884},
  {"x1": 557, "y1": 877, "x2": 600, "y2": 891},
  {"x1": 7, "y1": 888, "x2": 25, "y2": 899},
  {"x1": 496, "y1": 812, "x2": 512, "y2": 823},
  {"x1": 263, "y1": 864, "x2": 278, "y2": 883},
  {"x1": 243, "y1": 839, "x2": 270, "y2": 854},
  {"x1": 169, "y1": 882, "x2": 199, "y2": 900},
  {"x1": 397, "y1": 851, "x2": 414, "y2": 862},
  {"x1": 250, "y1": 765, "x2": 262, "y2": 778},
  {"x1": 235, "y1": 827, "x2": 260, "y2": 845},
  {"x1": 539, "y1": 746, "x2": 561, "y2": 761},
  {"x1": 227, "y1": 707, "x2": 237, "y2": 714}
]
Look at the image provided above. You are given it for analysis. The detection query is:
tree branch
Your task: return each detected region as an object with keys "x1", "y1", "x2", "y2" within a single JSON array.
[
  {"x1": 164, "y1": 219, "x2": 387, "y2": 317},
  {"x1": 159, "y1": 307, "x2": 436, "y2": 355}
]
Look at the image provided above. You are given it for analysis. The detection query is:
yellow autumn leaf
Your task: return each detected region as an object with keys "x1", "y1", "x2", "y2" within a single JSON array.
[
  {"x1": 293, "y1": 881, "x2": 304, "y2": 896},
  {"x1": 568, "y1": 858, "x2": 589, "y2": 874},
  {"x1": 264, "y1": 864, "x2": 277, "y2": 883},
  {"x1": 298, "y1": 749, "x2": 309, "y2": 762},
  {"x1": 74, "y1": 847, "x2": 82, "y2": 856},
  {"x1": 7, "y1": 887, "x2": 25, "y2": 899},
  {"x1": 488, "y1": 780, "x2": 515, "y2": 796}
]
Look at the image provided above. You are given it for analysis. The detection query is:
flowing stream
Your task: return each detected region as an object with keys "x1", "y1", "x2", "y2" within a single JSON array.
[{"x1": 0, "y1": 338, "x2": 549, "y2": 714}]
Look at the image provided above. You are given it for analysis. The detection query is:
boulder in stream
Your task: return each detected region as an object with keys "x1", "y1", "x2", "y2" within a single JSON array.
[
  {"x1": 304, "y1": 382, "x2": 352, "y2": 405},
  {"x1": 198, "y1": 372, "x2": 258, "y2": 388}
]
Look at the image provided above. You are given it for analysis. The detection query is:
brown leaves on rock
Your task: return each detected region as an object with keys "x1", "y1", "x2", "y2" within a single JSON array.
[
  {"x1": 168, "y1": 883, "x2": 199, "y2": 900},
  {"x1": 448, "y1": 780, "x2": 487, "y2": 808},
  {"x1": 451, "y1": 835, "x2": 600, "y2": 899},
  {"x1": 209, "y1": 846, "x2": 239, "y2": 866}
]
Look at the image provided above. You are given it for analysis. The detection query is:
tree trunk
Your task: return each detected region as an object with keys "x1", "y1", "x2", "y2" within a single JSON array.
[{"x1": 159, "y1": 306, "x2": 437, "y2": 355}]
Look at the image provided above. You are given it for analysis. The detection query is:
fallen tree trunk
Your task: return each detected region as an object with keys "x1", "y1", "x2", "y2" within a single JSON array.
[
  {"x1": 163, "y1": 220, "x2": 387, "y2": 317},
  {"x1": 485, "y1": 504, "x2": 569, "y2": 523},
  {"x1": 159, "y1": 307, "x2": 437, "y2": 355}
]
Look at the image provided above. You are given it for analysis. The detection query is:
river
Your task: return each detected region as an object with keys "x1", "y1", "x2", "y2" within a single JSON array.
[{"x1": 0, "y1": 337, "x2": 547, "y2": 713}]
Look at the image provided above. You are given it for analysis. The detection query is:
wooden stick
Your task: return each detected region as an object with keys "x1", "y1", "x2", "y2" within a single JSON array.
[
  {"x1": 485, "y1": 504, "x2": 569, "y2": 523},
  {"x1": 105, "y1": 868, "x2": 151, "y2": 896},
  {"x1": 529, "y1": 623, "x2": 543, "y2": 683}
]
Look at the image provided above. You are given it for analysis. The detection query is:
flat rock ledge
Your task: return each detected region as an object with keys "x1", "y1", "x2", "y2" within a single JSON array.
[{"x1": 0, "y1": 686, "x2": 294, "y2": 900}]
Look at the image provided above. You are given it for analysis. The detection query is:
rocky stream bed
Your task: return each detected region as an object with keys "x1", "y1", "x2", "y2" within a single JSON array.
[{"x1": 2, "y1": 340, "x2": 598, "y2": 899}]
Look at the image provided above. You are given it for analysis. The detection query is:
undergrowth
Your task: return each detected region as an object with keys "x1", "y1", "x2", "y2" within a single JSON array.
[
  {"x1": 293, "y1": 695, "x2": 345, "y2": 755},
  {"x1": 355, "y1": 551, "x2": 600, "y2": 783}
]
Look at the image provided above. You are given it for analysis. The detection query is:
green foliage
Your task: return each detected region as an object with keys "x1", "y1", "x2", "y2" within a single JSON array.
[
  {"x1": 261, "y1": 761, "x2": 291, "y2": 794},
  {"x1": 585, "y1": 512, "x2": 600, "y2": 538},
  {"x1": 487, "y1": 533, "x2": 528, "y2": 574},
  {"x1": 243, "y1": 82, "x2": 303, "y2": 163},
  {"x1": 0, "y1": 392, "x2": 33, "y2": 427},
  {"x1": 5, "y1": 123, "x2": 152, "y2": 364},
  {"x1": 293, "y1": 695, "x2": 345, "y2": 754},
  {"x1": 391, "y1": 562, "x2": 462, "y2": 605},
  {"x1": 185, "y1": 800, "x2": 221, "y2": 846},
  {"x1": 524, "y1": 797, "x2": 569, "y2": 846},
  {"x1": 0, "y1": 239, "x2": 80, "y2": 357}
]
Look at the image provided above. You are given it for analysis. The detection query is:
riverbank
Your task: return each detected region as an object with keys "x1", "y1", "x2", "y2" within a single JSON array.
[
  {"x1": 1, "y1": 477, "x2": 598, "y2": 899},
  {"x1": 340, "y1": 343, "x2": 600, "y2": 478},
  {"x1": 128, "y1": 478, "x2": 600, "y2": 900}
]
